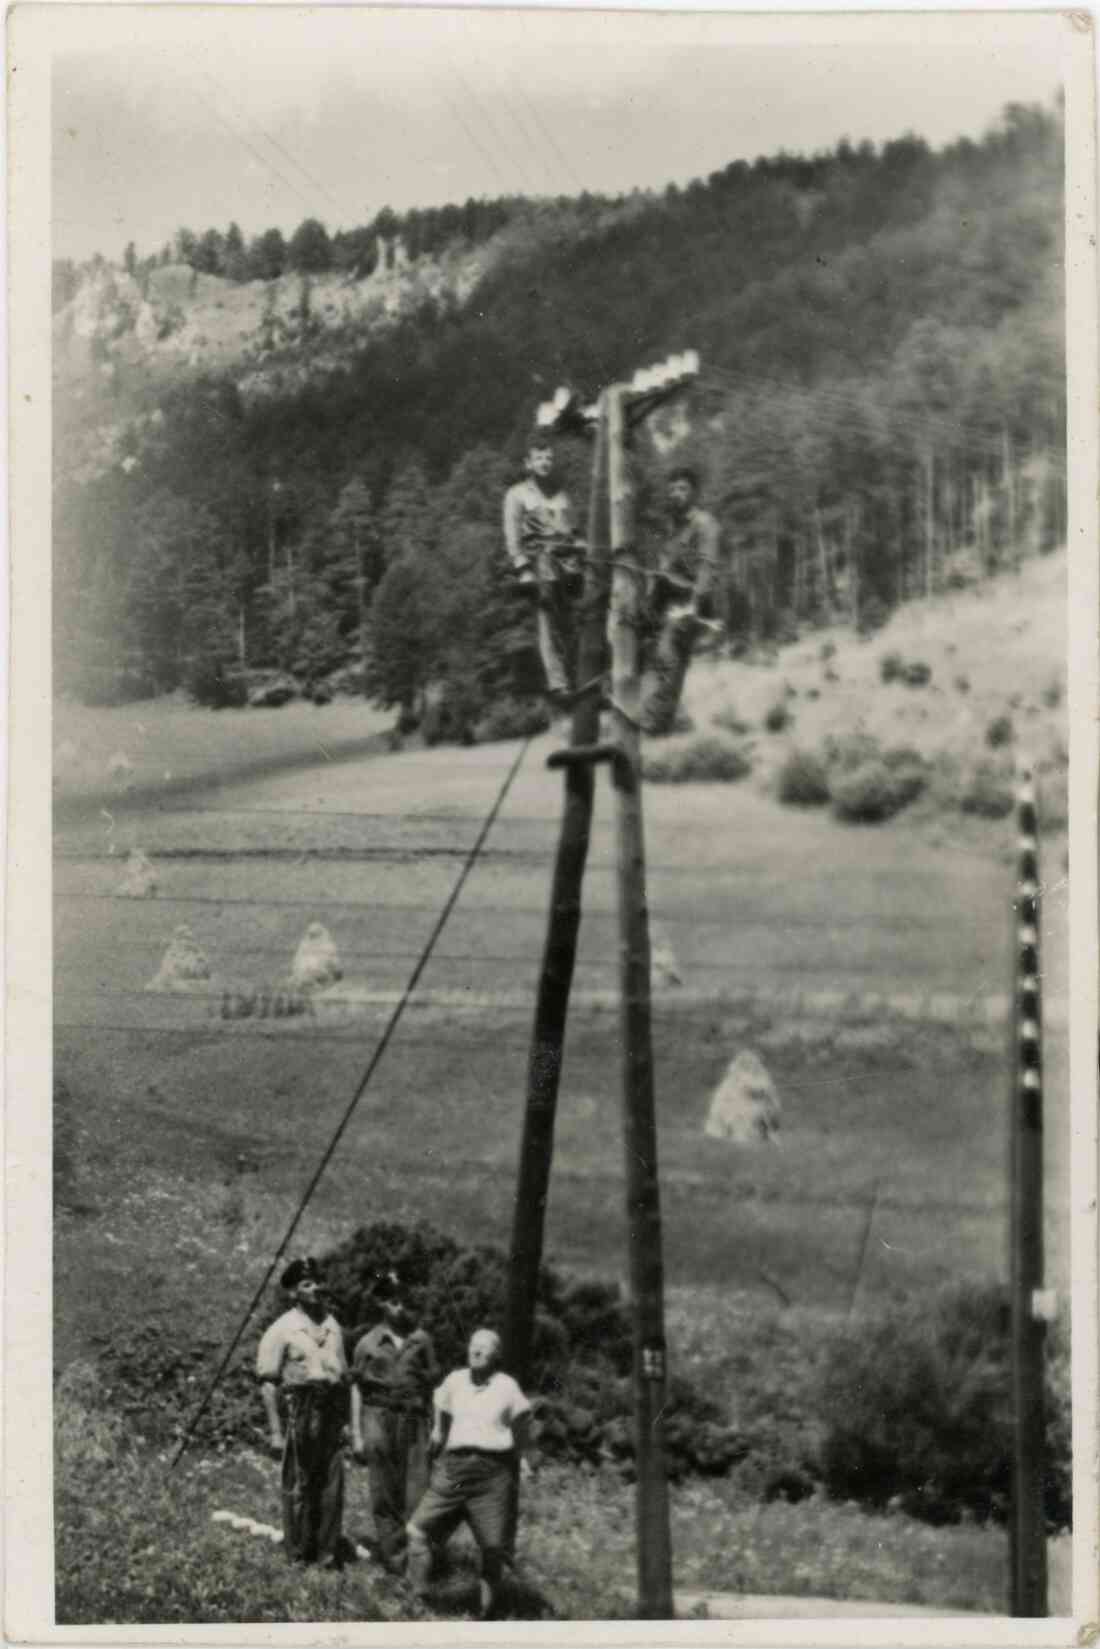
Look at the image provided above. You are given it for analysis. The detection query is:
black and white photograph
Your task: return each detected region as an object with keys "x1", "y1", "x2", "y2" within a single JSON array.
[{"x1": 5, "y1": 3, "x2": 1098, "y2": 1638}]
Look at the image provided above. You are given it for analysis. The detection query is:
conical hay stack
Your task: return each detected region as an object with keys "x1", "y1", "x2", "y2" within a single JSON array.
[
  {"x1": 704, "y1": 1049, "x2": 781, "y2": 1146},
  {"x1": 116, "y1": 848, "x2": 157, "y2": 898},
  {"x1": 148, "y1": 925, "x2": 212, "y2": 993},
  {"x1": 650, "y1": 921, "x2": 682, "y2": 988},
  {"x1": 290, "y1": 922, "x2": 342, "y2": 991}
]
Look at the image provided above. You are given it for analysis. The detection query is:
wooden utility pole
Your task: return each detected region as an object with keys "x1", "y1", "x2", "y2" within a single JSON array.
[
  {"x1": 1008, "y1": 762, "x2": 1049, "y2": 1617},
  {"x1": 504, "y1": 403, "x2": 611, "y2": 1385},
  {"x1": 607, "y1": 383, "x2": 674, "y2": 1620}
]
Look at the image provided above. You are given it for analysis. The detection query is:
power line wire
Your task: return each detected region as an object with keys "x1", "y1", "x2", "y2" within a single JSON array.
[
  {"x1": 198, "y1": 69, "x2": 353, "y2": 227},
  {"x1": 185, "y1": 78, "x2": 319, "y2": 223}
]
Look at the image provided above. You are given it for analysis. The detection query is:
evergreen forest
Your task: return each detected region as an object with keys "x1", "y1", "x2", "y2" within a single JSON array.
[{"x1": 52, "y1": 101, "x2": 1066, "y2": 724}]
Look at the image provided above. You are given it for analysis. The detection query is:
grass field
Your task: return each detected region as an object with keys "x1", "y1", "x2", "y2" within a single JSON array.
[{"x1": 51, "y1": 557, "x2": 1072, "y2": 1621}]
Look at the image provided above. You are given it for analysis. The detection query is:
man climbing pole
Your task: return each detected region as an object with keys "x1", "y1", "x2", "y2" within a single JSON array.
[
  {"x1": 642, "y1": 465, "x2": 723, "y2": 735},
  {"x1": 502, "y1": 432, "x2": 587, "y2": 706}
]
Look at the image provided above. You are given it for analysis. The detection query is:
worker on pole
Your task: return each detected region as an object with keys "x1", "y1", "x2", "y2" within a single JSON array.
[
  {"x1": 642, "y1": 465, "x2": 723, "y2": 735},
  {"x1": 502, "y1": 431, "x2": 587, "y2": 706}
]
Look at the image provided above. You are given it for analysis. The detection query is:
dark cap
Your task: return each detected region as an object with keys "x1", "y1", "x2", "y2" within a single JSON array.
[
  {"x1": 372, "y1": 1267, "x2": 403, "y2": 1301},
  {"x1": 281, "y1": 1257, "x2": 322, "y2": 1290}
]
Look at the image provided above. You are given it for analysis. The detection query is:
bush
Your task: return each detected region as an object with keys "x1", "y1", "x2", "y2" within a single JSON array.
[
  {"x1": 823, "y1": 730, "x2": 882, "y2": 772},
  {"x1": 879, "y1": 651, "x2": 905, "y2": 684},
  {"x1": 904, "y1": 660, "x2": 932, "y2": 687},
  {"x1": 474, "y1": 696, "x2": 551, "y2": 743},
  {"x1": 763, "y1": 701, "x2": 792, "y2": 733},
  {"x1": 777, "y1": 749, "x2": 830, "y2": 807},
  {"x1": 816, "y1": 1280, "x2": 1071, "y2": 1530},
  {"x1": 830, "y1": 760, "x2": 899, "y2": 823},
  {"x1": 986, "y1": 714, "x2": 1014, "y2": 750},
  {"x1": 711, "y1": 704, "x2": 749, "y2": 737},
  {"x1": 959, "y1": 762, "x2": 1014, "y2": 819},
  {"x1": 1041, "y1": 676, "x2": 1063, "y2": 710},
  {"x1": 643, "y1": 735, "x2": 752, "y2": 784},
  {"x1": 857, "y1": 596, "x2": 890, "y2": 637},
  {"x1": 319, "y1": 1222, "x2": 741, "y2": 1479},
  {"x1": 830, "y1": 753, "x2": 927, "y2": 823},
  {"x1": 954, "y1": 674, "x2": 971, "y2": 694}
]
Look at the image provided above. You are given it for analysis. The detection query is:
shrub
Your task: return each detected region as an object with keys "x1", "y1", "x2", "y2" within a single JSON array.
[
  {"x1": 763, "y1": 701, "x2": 791, "y2": 734},
  {"x1": 643, "y1": 735, "x2": 752, "y2": 785},
  {"x1": 823, "y1": 731, "x2": 882, "y2": 772},
  {"x1": 954, "y1": 674, "x2": 971, "y2": 694},
  {"x1": 1041, "y1": 677, "x2": 1063, "y2": 710},
  {"x1": 777, "y1": 749, "x2": 830, "y2": 807},
  {"x1": 879, "y1": 651, "x2": 905, "y2": 684},
  {"x1": 819, "y1": 641, "x2": 836, "y2": 662},
  {"x1": 986, "y1": 714, "x2": 1014, "y2": 750},
  {"x1": 830, "y1": 760, "x2": 898, "y2": 823},
  {"x1": 904, "y1": 660, "x2": 932, "y2": 687},
  {"x1": 816, "y1": 1280, "x2": 1071, "y2": 1530},
  {"x1": 857, "y1": 596, "x2": 890, "y2": 637},
  {"x1": 710, "y1": 704, "x2": 749, "y2": 737},
  {"x1": 959, "y1": 762, "x2": 1014, "y2": 819},
  {"x1": 475, "y1": 696, "x2": 551, "y2": 743},
  {"x1": 828, "y1": 741, "x2": 930, "y2": 822}
]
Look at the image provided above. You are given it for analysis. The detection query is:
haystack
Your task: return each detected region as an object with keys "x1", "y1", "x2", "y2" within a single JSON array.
[
  {"x1": 704, "y1": 1049, "x2": 781, "y2": 1146},
  {"x1": 148, "y1": 925, "x2": 212, "y2": 992},
  {"x1": 650, "y1": 922, "x2": 682, "y2": 989},
  {"x1": 290, "y1": 922, "x2": 342, "y2": 991},
  {"x1": 116, "y1": 848, "x2": 157, "y2": 898}
]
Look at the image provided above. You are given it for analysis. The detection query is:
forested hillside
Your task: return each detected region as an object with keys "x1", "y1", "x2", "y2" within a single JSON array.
[{"x1": 52, "y1": 101, "x2": 1065, "y2": 722}]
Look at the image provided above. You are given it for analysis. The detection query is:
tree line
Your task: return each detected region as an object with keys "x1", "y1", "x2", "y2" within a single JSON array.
[{"x1": 53, "y1": 101, "x2": 1065, "y2": 721}]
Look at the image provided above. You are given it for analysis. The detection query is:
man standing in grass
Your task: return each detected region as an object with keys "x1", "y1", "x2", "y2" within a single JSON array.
[
  {"x1": 256, "y1": 1256, "x2": 349, "y2": 1568},
  {"x1": 502, "y1": 433, "x2": 587, "y2": 706},
  {"x1": 406, "y1": 1327, "x2": 533, "y2": 1618},
  {"x1": 350, "y1": 1267, "x2": 438, "y2": 1574},
  {"x1": 643, "y1": 465, "x2": 723, "y2": 734}
]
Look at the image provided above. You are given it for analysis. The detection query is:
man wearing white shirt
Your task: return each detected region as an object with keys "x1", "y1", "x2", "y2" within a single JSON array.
[
  {"x1": 255, "y1": 1256, "x2": 349, "y2": 1567},
  {"x1": 406, "y1": 1327, "x2": 533, "y2": 1616}
]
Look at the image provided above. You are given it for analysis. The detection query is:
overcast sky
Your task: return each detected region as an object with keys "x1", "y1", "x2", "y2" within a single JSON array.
[{"x1": 50, "y1": 7, "x2": 1065, "y2": 264}]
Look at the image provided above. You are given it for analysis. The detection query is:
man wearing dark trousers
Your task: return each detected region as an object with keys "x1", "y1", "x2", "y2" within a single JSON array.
[
  {"x1": 643, "y1": 465, "x2": 723, "y2": 734},
  {"x1": 256, "y1": 1256, "x2": 349, "y2": 1567},
  {"x1": 406, "y1": 1328, "x2": 533, "y2": 1618},
  {"x1": 350, "y1": 1268, "x2": 438, "y2": 1573}
]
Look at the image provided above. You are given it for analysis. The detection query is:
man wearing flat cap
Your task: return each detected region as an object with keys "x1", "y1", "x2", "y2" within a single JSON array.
[
  {"x1": 350, "y1": 1267, "x2": 438, "y2": 1573},
  {"x1": 256, "y1": 1256, "x2": 349, "y2": 1566}
]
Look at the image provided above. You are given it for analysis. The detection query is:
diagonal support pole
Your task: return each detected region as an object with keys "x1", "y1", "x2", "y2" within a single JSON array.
[{"x1": 504, "y1": 401, "x2": 611, "y2": 1386}]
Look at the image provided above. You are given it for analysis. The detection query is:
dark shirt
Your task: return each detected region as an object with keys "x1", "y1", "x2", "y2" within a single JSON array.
[
  {"x1": 352, "y1": 1324, "x2": 438, "y2": 1410},
  {"x1": 658, "y1": 507, "x2": 722, "y2": 607}
]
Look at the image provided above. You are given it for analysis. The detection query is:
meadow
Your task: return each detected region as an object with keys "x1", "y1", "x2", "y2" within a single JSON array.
[{"x1": 51, "y1": 561, "x2": 1071, "y2": 1622}]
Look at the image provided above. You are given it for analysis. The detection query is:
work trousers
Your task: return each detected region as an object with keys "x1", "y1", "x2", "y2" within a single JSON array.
[
  {"x1": 642, "y1": 604, "x2": 704, "y2": 735},
  {"x1": 281, "y1": 1383, "x2": 346, "y2": 1565},
  {"x1": 407, "y1": 1448, "x2": 515, "y2": 1595},
  {"x1": 531, "y1": 544, "x2": 583, "y2": 696},
  {"x1": 360, "y1": 1403, "x2": 431, "y2": 1568}
]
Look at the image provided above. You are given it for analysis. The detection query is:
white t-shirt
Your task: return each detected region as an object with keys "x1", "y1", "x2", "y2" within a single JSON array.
[{"x1": 435, "y1": 1368, "x2": 531, "y2": 1453}]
